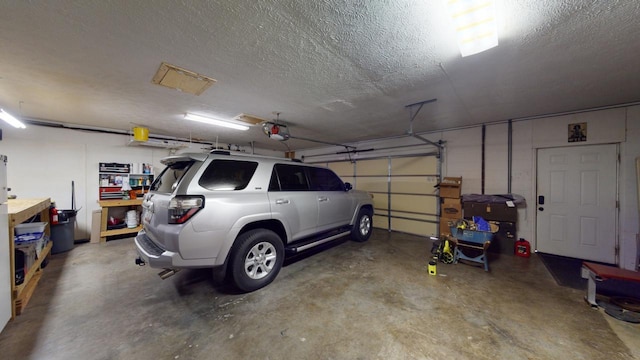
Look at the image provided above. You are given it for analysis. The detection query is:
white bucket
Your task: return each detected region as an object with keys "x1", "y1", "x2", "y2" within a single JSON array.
[{"x1": 126, "y1": 210, "x2": 138, "y2": 228}]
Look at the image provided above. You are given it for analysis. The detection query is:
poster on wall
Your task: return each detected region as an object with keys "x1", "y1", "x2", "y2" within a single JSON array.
[{"x1": 568, "y1": 122, "x2": 587, "y2": 142}]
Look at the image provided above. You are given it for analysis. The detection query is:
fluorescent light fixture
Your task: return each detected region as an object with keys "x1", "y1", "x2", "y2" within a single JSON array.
[
  {"x1": 446, "y1": 0, "x2": 499, "y2": 57},
  {"x1": 184, "y1": 113, "x2": 249, "y2": 131},
  {"x1": 0, "y1": 109, "x2": 26, "y2": 128}
]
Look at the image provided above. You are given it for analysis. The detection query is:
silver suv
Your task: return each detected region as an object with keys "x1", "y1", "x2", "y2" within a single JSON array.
[{"x1": 134, "y1": 151, "x2": 374, "y2": 292}]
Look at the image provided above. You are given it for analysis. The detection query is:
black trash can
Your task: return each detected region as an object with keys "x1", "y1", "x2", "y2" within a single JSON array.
[{"x1": 51, "y1": 219, "x2": 74, "y2": 254}]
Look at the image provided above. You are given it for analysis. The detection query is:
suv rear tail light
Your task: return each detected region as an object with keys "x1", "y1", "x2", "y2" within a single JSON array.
[{"x1": 168, "y1": 196, "x2": 204, "y2": 224}]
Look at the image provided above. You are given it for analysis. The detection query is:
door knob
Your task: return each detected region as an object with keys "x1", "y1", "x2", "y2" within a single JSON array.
[{"x1": 538, "y1": 207, "x2": 544, "y2": 211}]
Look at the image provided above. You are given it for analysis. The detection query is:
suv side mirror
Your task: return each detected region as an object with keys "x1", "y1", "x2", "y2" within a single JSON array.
[{"x1": 344, "y1": 182, "x2": 353, "y2": 191}]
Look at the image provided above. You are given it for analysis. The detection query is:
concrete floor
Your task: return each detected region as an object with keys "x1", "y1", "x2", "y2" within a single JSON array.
[{"x1": 1, "y1": 230, "x2": 639, "y2": 359}]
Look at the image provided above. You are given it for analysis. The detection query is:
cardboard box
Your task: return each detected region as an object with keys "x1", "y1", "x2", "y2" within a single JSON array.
[
  {"x1": 439, "y1": 177, "x2": 462, "y2": 199},
  {"x1": 463, "y1": 201, "x2": 517, "y2": 223},
  {"x1": 441, "y1": 198, "x2": 462, "y2": 218}
]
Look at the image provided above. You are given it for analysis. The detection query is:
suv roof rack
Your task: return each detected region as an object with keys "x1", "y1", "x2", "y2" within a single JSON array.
[{"x1": 209, "y1": 150, "x2": 231, "y2": 155}]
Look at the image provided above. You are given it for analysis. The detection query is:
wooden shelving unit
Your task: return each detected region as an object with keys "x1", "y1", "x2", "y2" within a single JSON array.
[
  {"x1": 98, "y1": 199, "x2": 143, "y2": 242},
  {"x1": 8, "y1": 197, "x2": 51, "y2": 319}
]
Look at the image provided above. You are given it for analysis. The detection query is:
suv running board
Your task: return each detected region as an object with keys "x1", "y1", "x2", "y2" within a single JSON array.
[{"x1": 285, "y1": 229, "x2": 351, "y2": 254}]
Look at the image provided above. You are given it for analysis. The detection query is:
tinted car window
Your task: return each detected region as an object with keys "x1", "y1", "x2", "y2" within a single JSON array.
[
  {"x1": 151, "y1": 160, "x2": 194, "y2": 193},
  {"x1": 268, "y1": 168, "x2": 281, "y2": 191},
  {"x1": 274, "y1": 164, "x2": 310, "y2": 191},
  {"x1": 199, "y1": 160, "x2": 258, "y2": 191},
  {"x1": 308, "y1": 167, "x2": 344, "y2": 191}
]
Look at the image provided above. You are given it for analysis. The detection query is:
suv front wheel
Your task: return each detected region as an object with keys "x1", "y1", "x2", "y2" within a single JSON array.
[
  {"x1": 229, "y1": 229, "x2": 284, "y2": 292},
  {"x1": 351, "y1": 208, "x2": 373, "y2": 242}
]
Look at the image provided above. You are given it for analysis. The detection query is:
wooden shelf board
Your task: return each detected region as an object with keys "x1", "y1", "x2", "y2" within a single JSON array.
[
  {"x1": 14, "y1": 270, "x2": 43, "y2": 316},
  {"x1": 8, "y1": 198, "x2": 51, "y2": 226},
  {"x1": 100, "y1": 225, "x2": 142, "y2": 237}
]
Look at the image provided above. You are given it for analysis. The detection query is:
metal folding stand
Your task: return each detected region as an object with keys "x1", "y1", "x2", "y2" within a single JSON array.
[
  {"x1": 450, "y1": 227, "x2": 493, "y2": 272},
  {"x1": 454, "y1": 240, "x2": 491, "y2": 271}
]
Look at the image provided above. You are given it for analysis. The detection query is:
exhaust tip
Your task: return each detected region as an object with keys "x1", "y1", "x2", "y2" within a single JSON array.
[
  {"x1": 158, "y1": 268, "x2": 180, "y2": 280},
  {"x1": 135, "y1": 257, "x2": 146, "y2": 266}
]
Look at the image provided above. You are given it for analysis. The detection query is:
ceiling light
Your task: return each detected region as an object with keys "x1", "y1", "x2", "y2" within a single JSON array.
[
  {"x1": 0, "y1": 109, "x2": 26, "y2": 128},
  {"x1": 446, "y1": 0, "x2": 499, "y2": 57},
  {"x1": 184, "y1": 113, "x2": 249, "y2": 131}
]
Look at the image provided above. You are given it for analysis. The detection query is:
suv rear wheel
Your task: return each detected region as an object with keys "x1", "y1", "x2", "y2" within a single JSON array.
[
  {"x1": 351, "y1": 208, "x2": 373, "y2": 242},
  {"x1": 229, "y1": 229, "x2": 284, "y2": 292}
]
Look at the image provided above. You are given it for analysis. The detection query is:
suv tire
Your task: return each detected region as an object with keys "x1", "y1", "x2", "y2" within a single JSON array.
[
  {"x1": 351, "y1": 208, "x2": 373, "y2": 242},
  {"x1": 229, "y1": 229, "x2": 284, "y2": 292}
]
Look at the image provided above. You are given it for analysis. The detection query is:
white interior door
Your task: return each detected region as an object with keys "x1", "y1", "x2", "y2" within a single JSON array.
[{"x1": 536, "y1": 144, "x2": 617, "y2": 263}]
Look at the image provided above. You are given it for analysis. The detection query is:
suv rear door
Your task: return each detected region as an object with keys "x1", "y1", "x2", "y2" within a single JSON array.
[{"x1": 268, "y1": 164, "x2": 318, "y2": 242}]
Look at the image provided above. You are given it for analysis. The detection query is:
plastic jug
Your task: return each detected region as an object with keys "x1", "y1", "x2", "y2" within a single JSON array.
[{"x1": 515, "y1": 238, "x2": 531, "y2": 258}]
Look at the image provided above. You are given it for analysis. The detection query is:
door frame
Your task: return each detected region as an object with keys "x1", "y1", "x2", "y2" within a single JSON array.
[{"x1": 533, "y1": 143, "x2": 620, "y2": 264}]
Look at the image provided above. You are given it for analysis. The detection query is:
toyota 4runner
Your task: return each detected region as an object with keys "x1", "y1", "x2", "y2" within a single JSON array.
[{"x1": 134, "y1": 151, "x2": 374, "y2": 292}]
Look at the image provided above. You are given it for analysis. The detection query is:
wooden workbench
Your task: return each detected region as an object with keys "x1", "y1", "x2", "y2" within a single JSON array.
[
  {"x1": 98, "y1": 199, "x2": 142, "y2": 242},
  {"x1": 8, "y1": 198, "x2": 52, "y2": 318}
]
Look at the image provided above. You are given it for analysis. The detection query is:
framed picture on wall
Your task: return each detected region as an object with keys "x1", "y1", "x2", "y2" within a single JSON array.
[{"x1": 568, "y1": 122, "x2": 587, "y2": 142}]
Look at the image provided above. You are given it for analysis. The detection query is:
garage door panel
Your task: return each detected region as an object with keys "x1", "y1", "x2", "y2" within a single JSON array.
[
  {"x1": 390, "y1": 194, "x2": 436, "y2": 213},
  {"x1": 390, "y1": 176, "x2": 438, "y2": 194},
  {"x1": 373, "y1": 195, "x2": 388, "y2": 210},
  {"x1": 357, "y1": 177, "x2": 387, "y2": 193},
  {"x1": 391, "y1": 218, "x2": 436, "y2": 236},
  {"x1": 373, "y1": 215, "x2": 387, "y2": 229},
  {"x1": 391, "y1": 157, "x2": 437, "y2": 175},
  {"x1": 356, "y1": 159, "x2": 388, "y2": 176},
  {"x1": 328, "y1": 161, "x2": 354, "y2": 177},
  {"x1": 389, "y1": 211, "x2": 437, "y2": 222}
]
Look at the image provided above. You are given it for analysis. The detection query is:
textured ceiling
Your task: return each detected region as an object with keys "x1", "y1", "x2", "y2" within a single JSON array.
[{"x1": 1, "y1": 0, "x2": 639, "y2": 151}]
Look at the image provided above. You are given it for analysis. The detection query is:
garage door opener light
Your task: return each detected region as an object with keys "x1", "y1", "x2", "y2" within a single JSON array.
[
  {"x1": 0, "y1": 109, "x2": 26, "y2": 128},
  {"x1": 184, "y1": 113, "x2": 249, "y2": 131}
]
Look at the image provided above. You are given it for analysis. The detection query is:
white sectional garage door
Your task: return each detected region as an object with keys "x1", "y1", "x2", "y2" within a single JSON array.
[{"x1": 327, "y1": 155, "x2": 439, "y2": 236}]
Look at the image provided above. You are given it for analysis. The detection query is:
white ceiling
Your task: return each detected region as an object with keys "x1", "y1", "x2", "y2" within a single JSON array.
[{"x1": 1, "y1": 1, "x2": 639, "y2": 151}]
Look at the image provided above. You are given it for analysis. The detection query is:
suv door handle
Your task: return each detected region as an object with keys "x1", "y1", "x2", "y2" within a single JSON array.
[
  {"x1": 275, "y1": 199, "x2": 290, "y2": 205},
  {"x1": 318, "y1": 197, "x2": 328, "y2": 202}
]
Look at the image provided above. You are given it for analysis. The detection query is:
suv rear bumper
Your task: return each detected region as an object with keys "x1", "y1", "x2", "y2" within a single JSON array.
[{"x1": 135, "y1": 230, "x2": 216, "y2": 268}]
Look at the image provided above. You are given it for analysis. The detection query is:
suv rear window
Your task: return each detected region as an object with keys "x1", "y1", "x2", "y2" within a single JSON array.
[
  {"x1": 198, "y1": 159, "x2": 258, "y2": 191},
  {"x1": 270, "y1": 164, "x2": 310, "y2": 191},
  {"x1": 151, "y1": 160, "x2": 194, "y2": 193},
  {"x1": 307, "y1": 167, "x2": 345, "y2": 191}
]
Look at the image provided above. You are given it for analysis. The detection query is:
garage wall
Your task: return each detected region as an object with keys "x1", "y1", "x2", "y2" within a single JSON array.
[
  {"x1": 298, "y1": 105, "x2": 640, "y2": 270},
  {"x1": 0, "y1": 125, "x2": 282, "y2": 241}
]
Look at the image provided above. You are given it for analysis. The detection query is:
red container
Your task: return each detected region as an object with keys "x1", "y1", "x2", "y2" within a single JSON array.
[{"x1": 515, "y1": 238, "x2": 531, "y2": 258}]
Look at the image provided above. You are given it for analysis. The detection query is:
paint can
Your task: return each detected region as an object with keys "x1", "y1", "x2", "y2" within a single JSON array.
[{"x1": 428, "y1": 260, "x2": 437, "y2": 275}]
